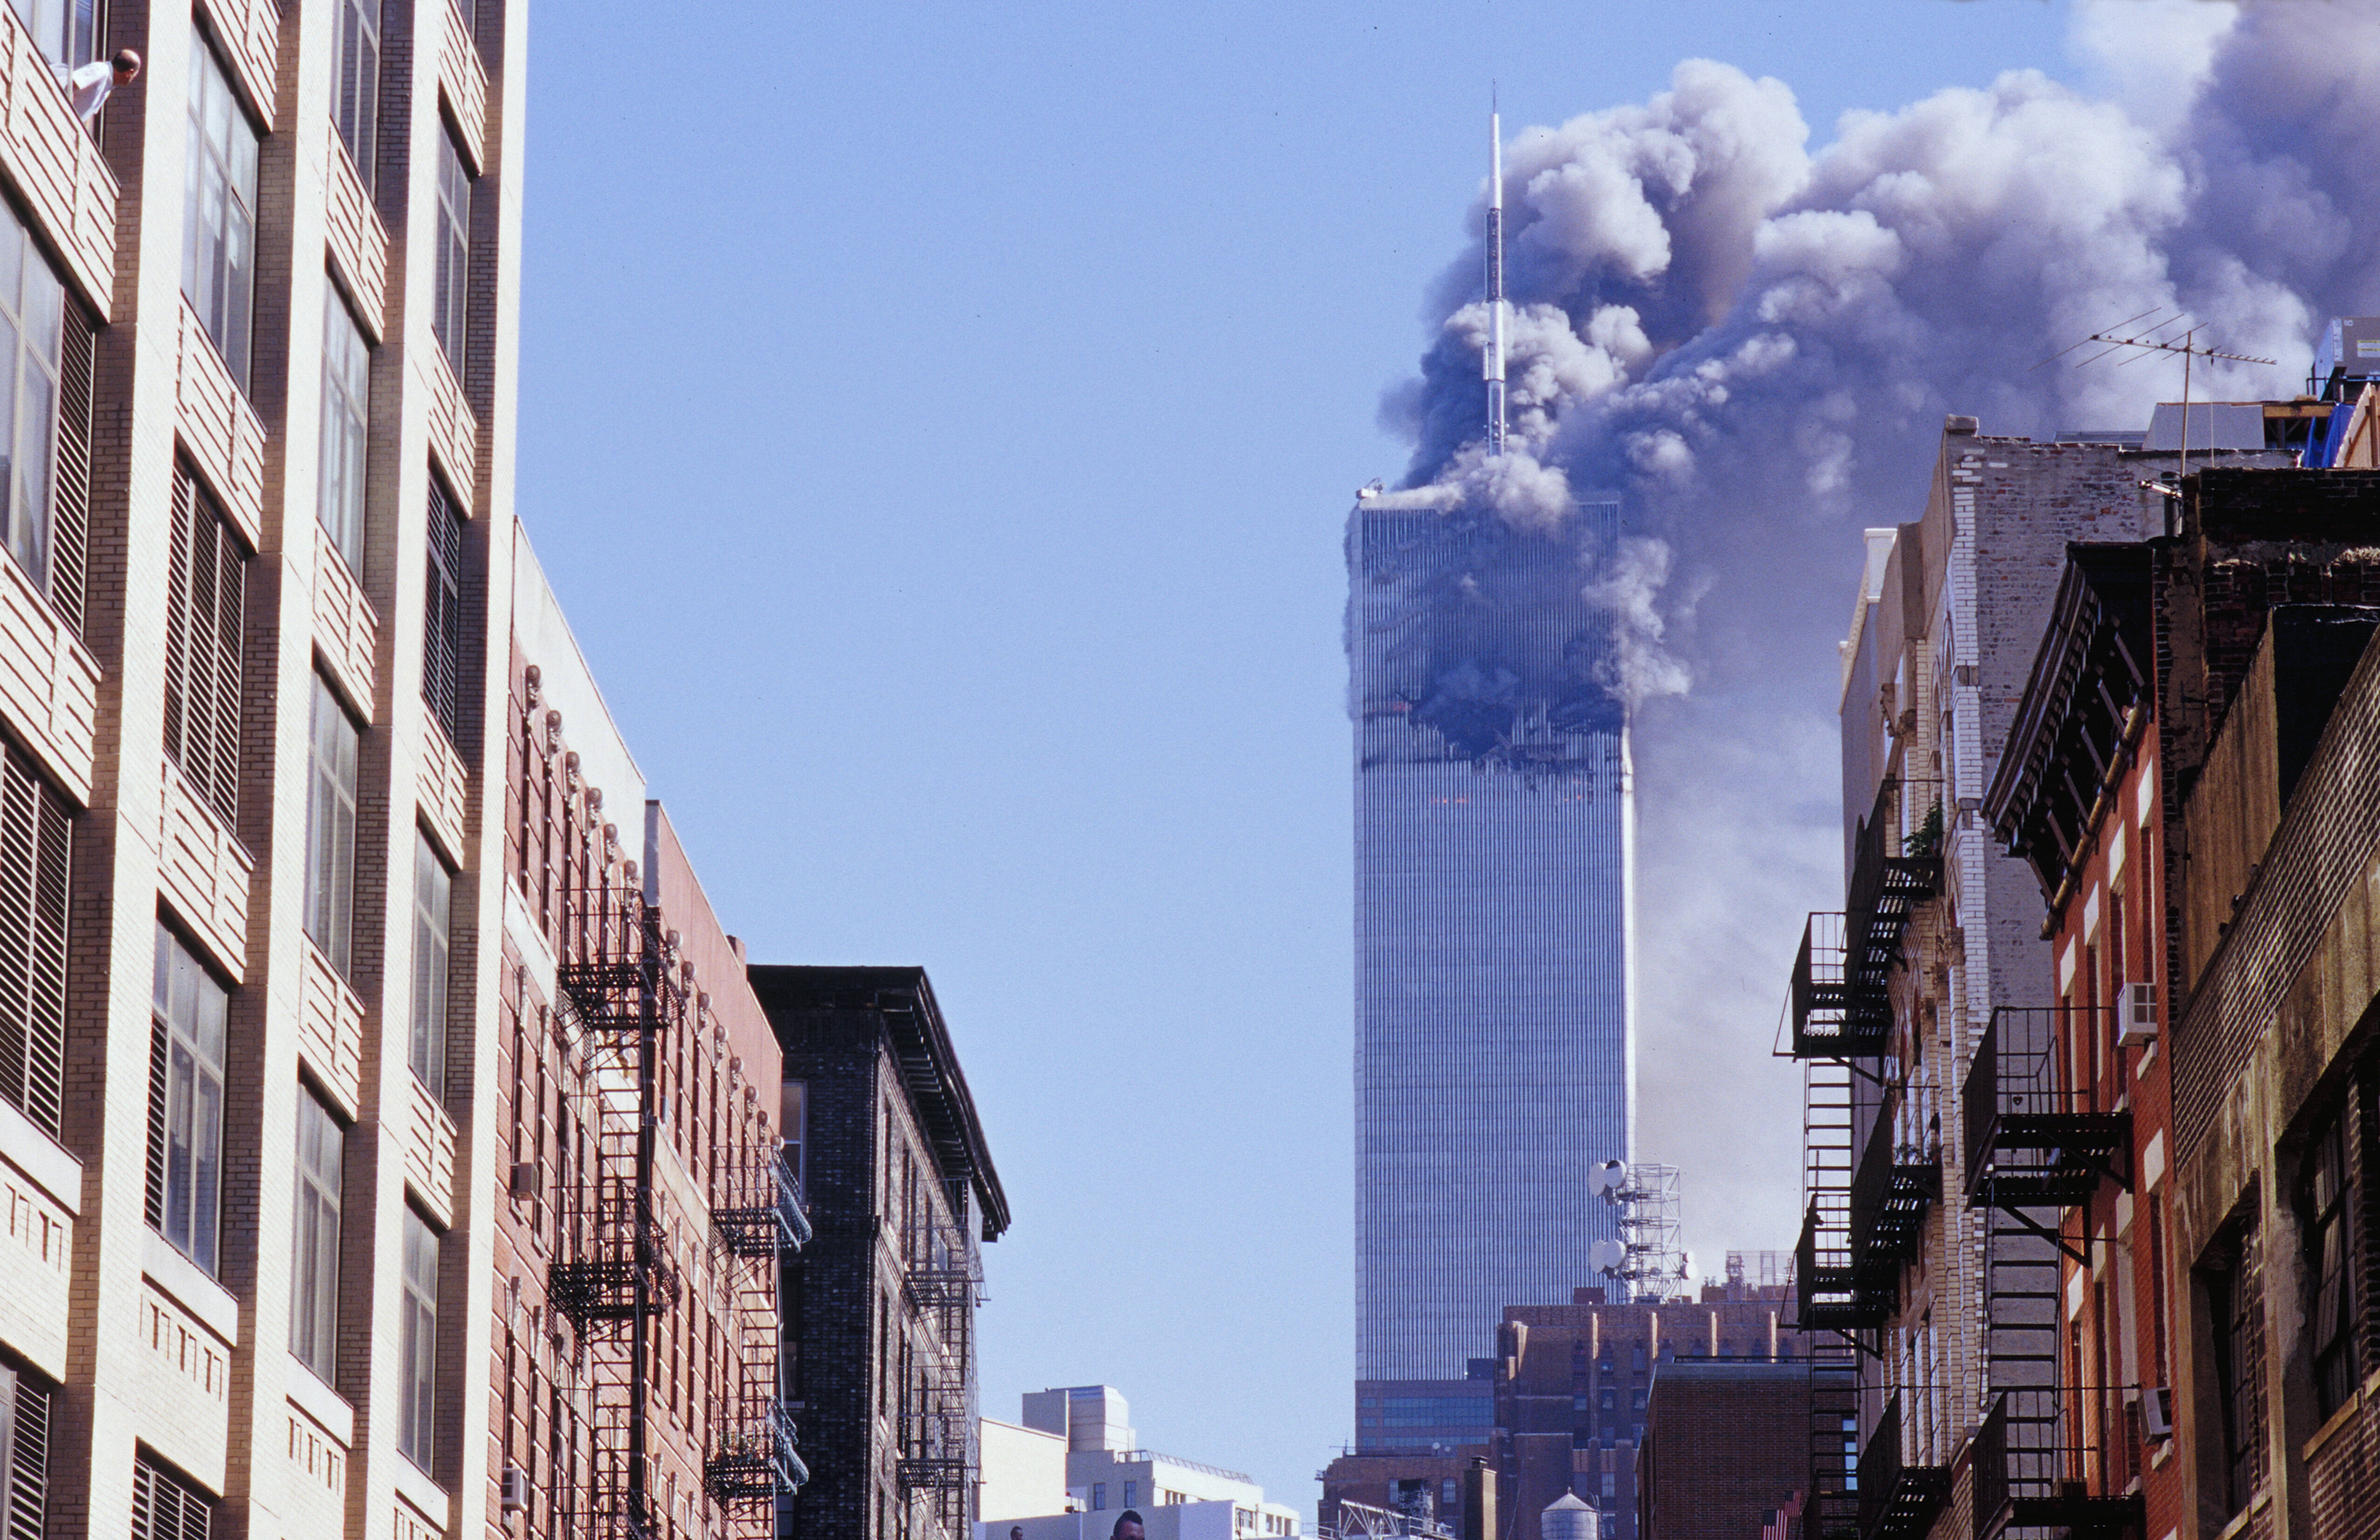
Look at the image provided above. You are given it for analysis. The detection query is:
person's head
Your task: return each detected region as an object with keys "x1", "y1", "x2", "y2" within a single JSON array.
[
  {"x1": 1113, "y1": 1512, "x2": 1146, "y2": 1540},
  {"x1": 111, "y1": 48, "x2": 140, "y2": 83}
]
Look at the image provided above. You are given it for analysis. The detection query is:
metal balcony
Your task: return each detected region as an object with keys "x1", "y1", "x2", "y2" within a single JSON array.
[
  {"x1": 1963, "y1": 1008, "x2": 2129, "y2": 1211},
  {"x1": 1795, "y1": 1200, "x2": 1890, "y2": 1330},
  {"x1": 708, "y1": 1403, "x2": 807, "y2": 1503},
  {"x1": 715, "y1": 1146, "x2": 812, "y2": 1255},
  {"x1": 1972, "y1": 1387, "x2": 2147, "y2": 1540},
  {"x1": 1788, "y1": 911, "x2": 1890, "y2": 1057},
  {"x1": 1855, "y1": 1396, "x2": 1950, "y2": 1540},
  {"x1": 1848, "y1": 1113, "x2": 1940, "y2": 1268}
]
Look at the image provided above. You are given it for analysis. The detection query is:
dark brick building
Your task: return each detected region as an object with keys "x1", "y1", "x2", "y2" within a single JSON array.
[
  {"x1": 1636, "y1": 1361, "x2": 1809, "y2": 1540},
  {"x1": 753, "y1": 967, "x2": 1010, "y2": 1540}
]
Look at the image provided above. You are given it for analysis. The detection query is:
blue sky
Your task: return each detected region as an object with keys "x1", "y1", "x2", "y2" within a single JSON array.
[{"x1": 518, "y1": 0, "x2": 2098, "y2": 1511}]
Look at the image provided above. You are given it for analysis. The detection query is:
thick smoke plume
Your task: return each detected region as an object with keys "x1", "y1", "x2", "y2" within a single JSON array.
[{"x1": 1374, "y1": 0, "x2": 2380, "y2": 1256}]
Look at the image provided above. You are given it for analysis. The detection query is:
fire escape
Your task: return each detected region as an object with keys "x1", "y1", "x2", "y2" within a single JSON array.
[
  {"x1": 708, "y1": 1141, "x2": 812, "y2": 1517},
  {"x1": 898, "y1": 1196, "x2": 981, "y2": 1538},
  {"x1": 1782, "y1": 776, "x2": 1941, "y2": 1540},
  {"x1": 1962, "y1": 1006, "x2": 2140, "y2": 1540}
]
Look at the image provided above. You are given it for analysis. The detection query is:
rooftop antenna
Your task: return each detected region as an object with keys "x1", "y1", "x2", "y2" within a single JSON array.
[
  {"x1": 2036, "y1": 311, "x2": 2276, "y2": 497},
  {"x1": 1484, "y1": 91, "x2": 1507, "y2": 456}
]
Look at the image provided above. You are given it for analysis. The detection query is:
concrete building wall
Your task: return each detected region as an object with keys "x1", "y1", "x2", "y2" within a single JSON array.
[{"x1": 979, "y1": 1418, "x2": 1069, "y2": 1522}]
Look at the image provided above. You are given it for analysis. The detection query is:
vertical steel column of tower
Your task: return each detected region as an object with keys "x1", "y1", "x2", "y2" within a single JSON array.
[{"x1": 1484, "y1": 104, "x2": 1507, "y2": 456}]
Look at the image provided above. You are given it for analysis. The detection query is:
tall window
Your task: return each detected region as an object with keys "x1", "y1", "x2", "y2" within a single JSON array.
[
  {"x1": 0, "y1": 745, "x2": 69, "y2": 1139},
  {"x1": 781, "y1": 1080, "x2": 807, "y2": 1190},
  {"x1": 10, "y1": 0, "x2": 97, "y2": 79},
  {"x1": 318, "y1": 288, "x2": 370, "y2": 572},
  {"x1": 2304, "y1": 1103, "x2": 2360, "y2": 1418},
  {"x1": 423, "y1": 477, "x2": 465, "y2": 740},
  {"x1": 133, "y1": 1455, "x2": 211, "y2": 1540},
  {"x1": 290, "y1": 1088, "x2": 343, "y2": 1381},
  {"x1": 147, "y1": 925, "x2": 226, "y2": 1275},
  {"x1": 0, "y1": 205, "x2": 63, "y2": 596},
  {"x1": 410, "y1": 833, "x2": 450, "y2": 1094},
  {"x1": 2208, "y1": 1221, "x2": 2266, "y2": 1516},
  {"x1": 432, "y1": 132, "x2": 469, "y2": 372},
  {"x1": 303, "y1": 675, "x2": 359, "y2": 973},
  {"x1": 0, "y1": 1361, "x2": 49, "y2": 1540},
  {"x1": 163, "y1": 466, "x2": 246, "y2": 823},
  {"x1": 329, "y1": 0, "x2": 378, "y2": 188},
  {"x1": 399, "y1": 1208, "x2": 438, "y2": 1470},
  {"x1": 182, "y1": 32, "x2": 258, "y2": 388}
]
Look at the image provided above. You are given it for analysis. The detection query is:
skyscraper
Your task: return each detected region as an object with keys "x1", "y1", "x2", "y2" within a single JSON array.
[{"x1": 1347, "y1": 492, "x2": 1634, "y2": 1386}]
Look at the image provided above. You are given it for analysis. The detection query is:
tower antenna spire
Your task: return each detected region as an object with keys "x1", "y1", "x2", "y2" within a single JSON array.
[{"x1": 1484, "y1": 92, "x2": 1507, "y2": 456}]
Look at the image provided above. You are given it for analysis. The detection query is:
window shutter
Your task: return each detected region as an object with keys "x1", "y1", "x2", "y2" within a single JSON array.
[
  {"x1": 424, "y1": 479, "x2": 463, "y2": 740},
  {"x1": 0, "y1": 751, "x2": 61, "y2": 1137},
  {"x1": 211, "y1": 525, "x2": 244, "y2": 819},
  {"x1": 164, "y1": 469, "x2": 244, "y2": 825},
  {"x1": 132, "y1": 1458, "x2": 209, "y2": 1540},
  {"x1": 0, "y1": 760, "x2": 29, "y2": 1127},
  {"x1": 144, "y1": 1020, "x2": 168, "y2": 1230},
  {"x1": 163, "y1": 469, "x2": 192, "y2": 788},
  {"x1": 47, "y1": 305, "x2": 92, "y2": 637},
  {"x1": 5, "y1": 1375, "x2": 44, "y2": 1540}
]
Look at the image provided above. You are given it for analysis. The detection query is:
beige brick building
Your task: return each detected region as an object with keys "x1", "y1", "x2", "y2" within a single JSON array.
[{"x1": 0, "y1": 0, "x2": 801, "y2": 1538}]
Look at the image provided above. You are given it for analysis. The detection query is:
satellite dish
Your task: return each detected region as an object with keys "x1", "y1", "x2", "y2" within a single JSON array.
[
  {"x1": 1590, "y1": 1160, "x2": 1627, "y2": 1200},
  {"x1": 1590, "y1": 1238, "x2": 1627, "y2": 1275},
  {"x1": 1678, "y1": 1250, "x2": 1695, "y2": 1278}
]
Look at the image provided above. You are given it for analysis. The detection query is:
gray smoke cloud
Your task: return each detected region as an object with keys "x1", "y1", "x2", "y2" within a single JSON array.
[{"x1": 1373, "y1": 0, "x2": 2380, "y2": 1259}]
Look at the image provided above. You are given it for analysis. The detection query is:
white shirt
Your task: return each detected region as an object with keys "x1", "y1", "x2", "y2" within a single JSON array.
[{"x1": 67, "y1": 61, "x2": 115, "y2": 120}]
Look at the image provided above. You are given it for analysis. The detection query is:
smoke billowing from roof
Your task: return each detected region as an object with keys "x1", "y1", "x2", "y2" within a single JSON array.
[{"x1": 1369, "y1": 1, "x2": 2380, "y2": 1253}]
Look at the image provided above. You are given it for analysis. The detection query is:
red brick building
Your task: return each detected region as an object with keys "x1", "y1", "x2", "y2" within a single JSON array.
[{"x1": 1637, "y1": 1360, "x2": 1810, "y2": 1540}]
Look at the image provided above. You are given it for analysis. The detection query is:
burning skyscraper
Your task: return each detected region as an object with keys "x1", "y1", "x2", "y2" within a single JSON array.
[{"x1": 1349, "y1": 113, "x2": 1635, "y2": 1391}]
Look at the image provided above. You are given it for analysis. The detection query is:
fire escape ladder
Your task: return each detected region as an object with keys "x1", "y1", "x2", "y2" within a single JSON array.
[
  {"x1": 709, "y1": 1143, "x2": 810, "y2": 1516},
  {"x1": 1805, "y1": 1323, "x2": 1861, "y2": 1540},
  {"x1": 1790, "y1": 778, "x2": 1942, "y2": 1059},
  {"x1": 897, "y1": 1203, "x2": 981, "y2": 1537},
  {"x1": 1797, "y1": 1058, "x2": 1890, "y2": 1331},
  {"x1": 549, "y1": 891, "x2": 684, "y2": 1540},
  {"x1": 1971, "y1": 1386, "x2": 2147, "y2": 1540}
]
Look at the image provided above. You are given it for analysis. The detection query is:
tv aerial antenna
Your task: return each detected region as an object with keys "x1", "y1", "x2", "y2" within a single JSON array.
[{"x1": 2035, "y1": 309, "x2": 2277, "y2": 490}]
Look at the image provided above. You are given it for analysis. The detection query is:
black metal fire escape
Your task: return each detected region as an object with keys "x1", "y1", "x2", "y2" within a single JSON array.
[
  {"x1": 708, "y1": 1142, "x2": 812, "y2": 1515},
  {"x1": 1962, "y1": 1007, "x2": 2140, "y2": 1540},
  {"x1": 897, "y1": 1191, "x2": 980, "y2": 1538}
]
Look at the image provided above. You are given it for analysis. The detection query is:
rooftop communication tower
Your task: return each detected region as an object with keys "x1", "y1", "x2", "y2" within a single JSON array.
[{"x1": 1484, "y1": 99, "x2": 1508, "y2": 455}]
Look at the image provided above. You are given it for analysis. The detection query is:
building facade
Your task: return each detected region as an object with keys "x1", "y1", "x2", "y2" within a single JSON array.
[
  {"x1": 1347, "y1": 494, "x2": 1632, "y2": 1388},
  {"x1": 1636, "y1": 1360, "x2": 1811, "y2": 1540},
  {"x1": 754, "y1": 967, "x2": 1010, "y2": 1540}
]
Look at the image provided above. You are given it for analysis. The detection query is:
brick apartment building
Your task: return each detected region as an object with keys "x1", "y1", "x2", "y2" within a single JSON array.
[
  {"x1": 752, "y1": 967, "x2": 1009, "y2": 1540},
  {"x1": 0, "y1": 0, "x2": 826, "y2": 1534},
  {"x1": 1636, "y1": 1359, "x2": 1809, "y2": 1540}
]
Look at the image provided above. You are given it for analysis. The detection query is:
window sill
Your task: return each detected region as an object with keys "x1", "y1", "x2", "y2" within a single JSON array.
[
  {"x1": 0, "y1": 1094, "x2": 78, "y2": 1215},
  {"x1": 394, "y1": 1453, "x2": 449, "y2": 1529},
  {"x1": 285, "y1": 1356, "x2": 354, "y2": 1446},
  {"x1": 141, "y1": 1227, "x2": 239, "y2": 1345}
]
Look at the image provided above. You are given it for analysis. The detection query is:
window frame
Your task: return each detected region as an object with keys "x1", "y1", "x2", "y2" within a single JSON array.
[
  {"x1": 181, "y1": 26, "x2": 259, "y2": 390},
  {"x1": 422, "y1": 474, "x2": 466, "y2": 742},
  {"x1": 162, "y1": 464, "x2": 246, "y2": 825},
  {"x1": 147, "y1": 923, "x2": 228, "y2": 1276},
  {"x1": 329, "y1": 0, "x2": 379, "y2": 189},
  {"x1": 431, "y1": 130, "x2": 470, "y2": 374},
  {"x1": 410, "y1": 831, "x2": 451, "y2": 1096},
  {"x1": 317, "y1": 285, "x2": 370, "y2": 574},
  {"x1": 2303, "y1": 1094, "x2": 2362, "y2": 1419},
  {"x1": 302, "y1": 673, "x2": 360, "y2": 974},
  {"x1": 2207, "y1": 1221, "x2": 2266, "y2": 1517},
  {"x1": 399, "y1": 1206, "x2": 439, "y2": 1472},
  {"x1": 289, "y1": 1086, "x2": 343, "y2": 1383}
]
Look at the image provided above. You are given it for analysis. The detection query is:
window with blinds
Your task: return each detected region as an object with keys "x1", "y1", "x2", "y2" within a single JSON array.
[
  {"x1": 424, "y1": 476, "x2": 465, "y2": 742},
  {"x1": 0, "y1": 199, "x2": 95, "y2": 637},
  {"x1": 132, "y1": 1456, "x2": 210, "y2": 1540},
  {"x1": 0, "y1": 1361, "x2": 49, "y2": 1540},
  {"x1": 0, "y1": 745, "x2": 68, "y2": 1141},
  {"x1": 163, "y1": 466, "x2": 246, "y2": 825}
]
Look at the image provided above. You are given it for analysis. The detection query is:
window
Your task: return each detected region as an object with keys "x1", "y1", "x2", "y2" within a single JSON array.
[
  {"x1": 147, "y1": 925, "x2": 226, "y2": 1274},
  {"x1": 399, "y1": 1208, "x2": 438, "y2": 1470},
  {"x1": 0, "y1": 203, "x2": 90, "y2": 623},
  {"x1": 318, "y1": 288, "x2": 369, "y2": 572},
  {"x1": 133, "y1": 1456, "x2": 211, "y2": 1540},
  {"x1": 10, "y1": 0, "x2": 97, "y2": 77},
  {"x1": 2304, "y1": 1104, "x2": 2359, "y2": 1418},
  {"x1": 423, "y1": 476, "x2": 465, "y2": 740},
  {"x1": 432, "y1": 132, "x2": 469, "y2": 371},
  {"x1": 1124, "y1": 1483, "x2": 1137, "y2": 1511},
  {"x1": 303, "y1": 674, "x2": 359, "y2": 973},
  {"x1": 410, "y1": 833, "x2": 450, "y2": 1093},
  {"x1": 1092, "y1": 1484, "x2": 1106, "y2": 1512},
  {"x1": 781, "y1": 1079, "x2": 807, "y2": 1190},
  {"x1": 0, "y1": 1360, "x2": 49, "y2": 1540},
  {"x1": 290, "y1": 1088, "x2": 342, "y2": 1381},
  {"x1": 329, "y1": 0, "x2": 378, "y2": 187},
  {"x1": 0, "y1": 744, "x2": 68, "y2": 1137},
  {"x1": 163, "y1": 465, "x2": 246, "y2": 822},
  {"x1": 182, "y1": 32, "x2": 258, "y2": 388},
  {"x1": 2207, "y1": 1221, "x2": 2266, "y2": 1515}
]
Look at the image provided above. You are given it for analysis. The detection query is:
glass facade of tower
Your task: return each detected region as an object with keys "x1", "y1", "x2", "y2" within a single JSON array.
[{"x1": 1349, "y1": 498, "x2": 1634, "y2": 1380}]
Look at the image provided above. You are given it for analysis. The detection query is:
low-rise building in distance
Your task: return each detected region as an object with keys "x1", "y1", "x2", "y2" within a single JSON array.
[{"x1": 978, "y1": 1386, "x2": 1302, "y2": 1540}]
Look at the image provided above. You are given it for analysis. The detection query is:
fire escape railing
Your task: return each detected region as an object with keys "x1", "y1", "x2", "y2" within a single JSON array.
[
  {"x1": 898, "y1": 1204, "x2": 981, "y2": 1535},
  {"x1": 1789, "y1": 777, "x2": 1940, "y2": 1058},
  {"x1": 1962, "y1": 1008, "x2": 2129, "y2": 1210},
  {"x1": 1855, "y1": 1394, "x2": 1951, "y2": 1540},
  {"x1": 1848, "y1": 1109, "x2": 1940, "y2": 1273},
  {"x1": 708, "y1": 1142, "x2": 810, "y2": 1508},
  {"x1": 1972, "y1": 1386, "x2": 2148, "y2": 1540}
]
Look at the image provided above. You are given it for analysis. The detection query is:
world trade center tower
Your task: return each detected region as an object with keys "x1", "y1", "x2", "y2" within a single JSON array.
[{"x1": 1347, "y1": 493, "x2": 1635, "y2": 1400}]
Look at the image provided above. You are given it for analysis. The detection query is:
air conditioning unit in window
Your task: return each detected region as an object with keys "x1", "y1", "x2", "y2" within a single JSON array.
[
  {"x1": 2133, "y1": 1386, "x2": 2174, "y2": 1441},
  {"x1": 501, "y1": 1465, "x2": 530, "y2": 1511},
  {"x1": 509, "y1": 1162, "x2": 538, "y2": 1200},
  {"x1": 2119, "y1": 981, "x2": 2159, "y2": 1048}
]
